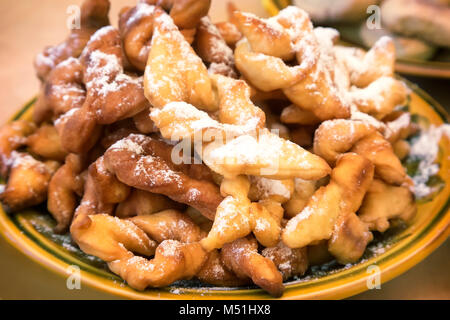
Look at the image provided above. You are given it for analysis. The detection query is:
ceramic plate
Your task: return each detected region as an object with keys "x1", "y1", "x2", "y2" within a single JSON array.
[{"x1": 0, "y1": 79, "x2": 449, "y2": 299}]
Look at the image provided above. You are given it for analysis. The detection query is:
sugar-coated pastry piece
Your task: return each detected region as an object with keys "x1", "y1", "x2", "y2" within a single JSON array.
[
  {"x1": 0, "y1": 121, "x2": 36, "y2": 177},
  {"x1": 141, "y1": 0, "x2": 211, "y2": 30},
  {"x1": 248, "y1": 176, "x2": 294, "y2": 204},
  {"x1": 221, "y1": 237, "x2": 284, "y2": 297},
  {"x1": 314, "y1": 119, "x2": 407, "y2": 185},
  {"x1": 34, "y1": 57, "x2": 86, "y2": 124},
  {"x1": 262, "y1": 242, "x2": 308, "y2": 281},
  {"x1": 116, "y1": 189, "x2": 184, "y2": 218},
  {"x1": 144, "y1": 8, "x2": 217, "y2": 111},
  {"x1": 71, "y1": 211, "x2": 207, "y2": 290},
  {"x1": 34, "y1": 0, "x2": 110, "y2": 81},
  {"x1": 280, "y1": 105, "x2": 321, "y2": 125},
  {"x1": 215, "y1": 22, "x2": 242, "y2": 48},
  {"x1": 48, "y1": 154, "x2": 86, "y2": 233},
  {"x1": 197, "y1": 249, "x2": 250, "y2": 287},
  {"x1": 293, "y1": 0, "x2": 379, "y2": 24},
  {"x1": 202, "y1": 127, "x2": 331, "y2": 180},
  {"x1": 381, "y1": 0, "x2": 450, "y2": 48},
  {"x1": 359, "y1": 179, "x2": 416, "y2": 232},
  {"x1": 200, "y1": 176, "x2": 283, "y2": 251},
  {"x1": 0, "y1": 153, "x2": 59, "y2": 212},
  {"x1": 350, "y1": 77, "x2": 408, "y2": 120},
  {"x1": 57, "y1": 26, "x2": 150, "y2": 154},
  {"x1": 108, "y1": 240, "x2": 207, "y2": 290},
  {"x1": 194, "y1": 17, "x2": 236, "y2": 77},
  {"x1": 26, "y1": 124, "x2": 67, "y2": 162},
  {"x1": 334, "y1": 36, "x2": 396, "y2": 88},
  {"x1": 283, "y1": 178, "x2": 317, "y2": 218},
  {"x1": 282, "y1": 153, "x2": 374, "y2": 264},
  {"x1": 103, "y1": 134, "x2": 223, "y2": 220},
  {"x1": 129, "y1": 210, "x2": 205, "y2": 243},
  {"x1": 118, "y1": 3, "x2": 157, "y2": 71}
]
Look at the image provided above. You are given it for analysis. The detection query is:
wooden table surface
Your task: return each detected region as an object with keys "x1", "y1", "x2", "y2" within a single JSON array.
[{"x1": 0, "y1": 0, "x2": 448, "y2": 300}]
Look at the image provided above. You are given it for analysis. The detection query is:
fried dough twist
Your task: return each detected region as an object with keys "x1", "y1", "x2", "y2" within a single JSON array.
[
  {"x1": 222, "y1": 237, "x2": 284, "y2": 297},
  {"x1": 144, "y1": 9, "x2": 217, "y2": 111},
  {"x1": 34, "y1": 57, "x2": 86, "y2": 124},
  {"x1": 282, "y1": 153, "x2": 374, "y2": 264},
  {"x1": 48, "y1": 154, "x2": 86, "y2": 233},
  {"x1": 57, "y1": 26, "x2": 150, "y2": 154},
  {"x1": 103, "y1": 134, "x2": 223, "y2": 220},
  {"x1": 0, "y1": 121, "x2": 36, "y2": 177},
  {"x1": 314, "y1": 119, "x2": 407, "y2": 185},
  {"x1": 0, "y1": 153, "x2": 59, "y2": 211}
]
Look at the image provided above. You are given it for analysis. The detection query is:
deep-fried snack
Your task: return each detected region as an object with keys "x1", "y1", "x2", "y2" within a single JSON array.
[
  {"x1": 248, "y1": 176, "x2": 294, "y2": 204},
  {"x1": 0, "y1": 153, "x2": 59, "y2": 211},
  {"x1": 144, "y1": 8, "x2": 218, "y2": 111},
  {"x1": 57, "y1": 26, "x2": 150, "y2": 154},
  {"x1": 280, "y1": 105, "x2": 321, "y2": 125},
  {"x1": 116, "y1": 189, "x2": 184, "y2": 218},
  {"x1": 34, "y1": 0, "x2": 110, "y2": 81},
  {"x1": 381, "y1": 0, "x2": 450, "y2": 48},
  {"x1": 282, "y1": 153, "x2": 374, "y2": 264},
  {"x1": 71, "y1": 211, "x2": 207, "y2": 290},
  {"x1": 200, "y1": 176, "x2": 283, "y2": 251},
  {"x1": 141, "y1": 0, "x2": 211, "y2": 30},
  {"x1": 262, "y1": 242, "x2": 308, "y2": 280},
  {"x1": 26, "y1": 124, "x2": 67, "y2": 161},
  {"x1": 197, "y1": 249, "x2": 249, "y2": 287},
  {"x1": 214, "y1": 2, "x2": 242, "y2": 48},
  {"x1": 221, "y1": 237, "x2": 284, "y2": 297},
  {"x1": 48, "y1": 154, "x2": 86, "y2": 233},
  {"x1": 34, "y1": 57, "x2": 86, "y2": 124},
  {"x1": 314, "y1": 119, "x2": 407, "y2": 185},
  {"x1": 0, "y1": 121, "x2": 36, "y2": 177},
  {"x1": 350, "y1": 77, "x2": 408, "y2": 120},
  {"x1": 103, "y1": 134, "x2": 223, "y2": 220},
  {"x1": 334, "y1": 37, "x2": 396, "y2": 88},
  {"x1": 234, "y1": 7, "x2": 350, "y2": 120},
  {"x1": 283, "y1": 178, "x2": 317, "y2": 218},
  {"x1": 359, "y1": 179, "x2": 416, "y2": 232},
  {"x1": 129, "y1": 209, "x2": 205, "y2": 243},
  {"x1": 194, "y1": 16, "x2": 237, "y2": 77}
]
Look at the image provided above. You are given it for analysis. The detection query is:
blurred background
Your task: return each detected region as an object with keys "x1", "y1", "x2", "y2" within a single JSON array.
[{"x1": 0, "y1": 0, "x2": 448, "y2": 299}]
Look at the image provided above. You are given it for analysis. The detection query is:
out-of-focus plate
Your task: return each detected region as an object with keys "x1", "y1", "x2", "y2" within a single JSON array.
[
  {"x1": 262, "y1": 0, "x2": 450, "y2": 79},
  {"x1": 0, "y1": 78, "x2": 449, "y2": 299}
]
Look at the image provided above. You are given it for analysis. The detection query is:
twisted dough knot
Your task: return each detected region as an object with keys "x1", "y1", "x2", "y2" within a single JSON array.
[
  {"x1": 144, "y1": 9, "x2": 218, "y2": 111},
  {"x1": 313, "y1": 119, "x2": 407, "y2": 185},
  {"x1": 34, "y1": 0, "x2": 110, "y2": 81},
  {"x1": 0, "y1": 153, "x2": 59, "y2": 212},
  {"x1": 282, "y1": 153, "x2": 375, "y2": 264},
  {"x1": 222, "y1": 237, "x2": 284, "y2": 298},
  {"x1": 103, "y1": 134, "x2": 223, "y2": 220},
  {"x1": 359, "y1": 179, "x2": 416, "y2": 233},
  {"x1": 119, "y1": 2, "x2": 210, "y2": 71},
  {"x1": 34, "y1": 57, "x2": 86, "y2": 125},
  {"x1": 149, "y1": 73, "x2": 330, "y2": 180},
  {"x1": 234, "y1": 7, "x2": 351, "y2": 121},
  {"x1": 200, "y1": 176, "x2": 284, "y2": 251},
  {"x1": 193, "y1": 16, "x2": 237, "y2": 77},
  {"x1": 56, "y1": 26, "x2": 150, "y2": 154},
  {"x1": 0, "y1": 121, "x2": 36, "y2": 177}
]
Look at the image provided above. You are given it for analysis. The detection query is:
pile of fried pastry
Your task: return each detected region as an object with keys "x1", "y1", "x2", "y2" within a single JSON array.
[{"x1": 0, "y1": 0, "x2": 419, "y2": 297}]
